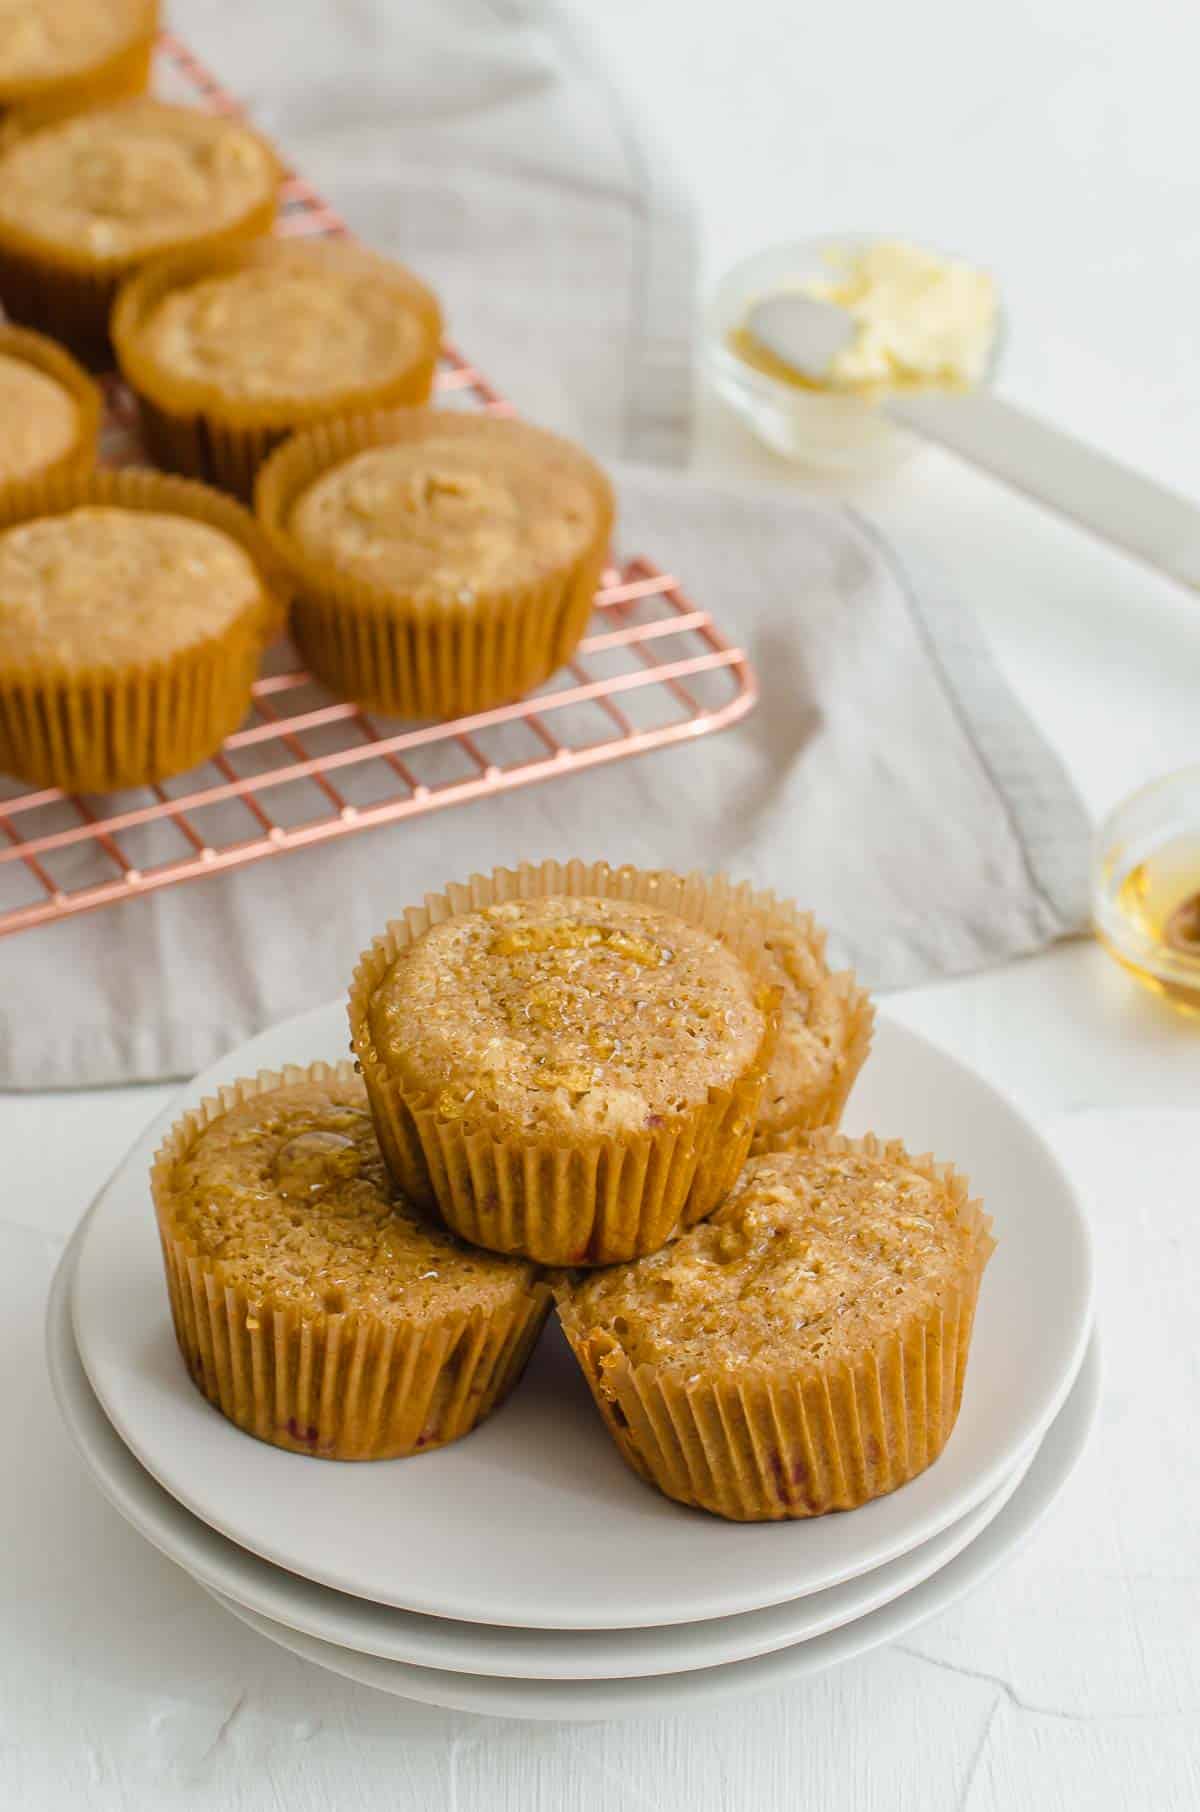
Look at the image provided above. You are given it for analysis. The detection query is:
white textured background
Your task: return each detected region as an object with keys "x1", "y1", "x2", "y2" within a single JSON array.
[
  {"x1": 3, "y1": 1109, "x2": 1197, "y2": 1807},
  {"x1": 4, "y1": 0, "x2": 1200, "y2": 1804}
]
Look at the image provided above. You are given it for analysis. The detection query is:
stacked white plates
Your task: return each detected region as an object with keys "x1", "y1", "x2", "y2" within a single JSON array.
[{"x1": 50, "y1": 1004, "x2": 1097, "y2": 1722}]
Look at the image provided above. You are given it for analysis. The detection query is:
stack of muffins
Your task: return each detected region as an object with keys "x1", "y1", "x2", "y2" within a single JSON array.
[
  {"x1": 1, "y1": 15, "x2": 994, "y2": 1521},
  {"x1": 0, "y1": 9, "x2": 612, "y2": 791},
  {"x1": 152, "y1": 859, "x2": 994, "y2": 1522}
]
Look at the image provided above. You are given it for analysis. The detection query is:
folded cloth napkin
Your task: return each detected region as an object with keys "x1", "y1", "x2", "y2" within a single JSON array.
[
  {"x1": 0, "y1": 0, "x2": 1089, "y2": 1086},
  {"x1": 168, "y1": 0, "x2": 695, "y2": 467}
]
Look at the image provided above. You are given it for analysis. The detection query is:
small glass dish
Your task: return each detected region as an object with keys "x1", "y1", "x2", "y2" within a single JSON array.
[
  {"x1": 703, "y1": 234, "x2": 1003, "y2": 477},
  {"x1": 1092, "y1": 764, "x2": 1200, "y2": 1015}
]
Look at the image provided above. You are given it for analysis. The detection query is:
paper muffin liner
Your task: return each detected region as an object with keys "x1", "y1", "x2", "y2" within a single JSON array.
[
  {"x1": 714, "y1": 884, "x2": 875, "y2": 1157},
  {"x1": 348, "y1": 861, "x2": 782, "y2": 1267},
  {"x1": 0, "y1": 465, "x2": 289, "y2": 791},
  {"x1": 0, "y1": 102, "x2": 281, "y2": 368},
  {"x1": 151, "y1": 1060, "x2": 552, "y2": 1462},
  {"x1": 0, "y1": 0, "x2": 156, "y2": 128},
  {"x1": 112, "y1": 239, "x2": 444, "y2": 500},
  {"x1": 0, "y1": 324, "x2": 101, "y2": 510},
  {"x1": 255, "y1": 409, "x2": 615, "y2": 718},
  {"x1": 556, "y1": 1130, "x2": 996, "y2": 1521}
]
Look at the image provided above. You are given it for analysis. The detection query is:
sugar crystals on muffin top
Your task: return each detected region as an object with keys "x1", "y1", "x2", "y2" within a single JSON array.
[{"x1": 368, "y1": 895, "x2": 768, "y2": 1137}]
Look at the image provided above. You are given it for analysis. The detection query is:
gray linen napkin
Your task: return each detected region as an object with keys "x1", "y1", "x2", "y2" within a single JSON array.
[
  {"x1": 170, "y1": 0, "x2": 695, "y2": 466},
  {"x1": 0, "y1": 0, "x2": 1089, "y2": 1087}
]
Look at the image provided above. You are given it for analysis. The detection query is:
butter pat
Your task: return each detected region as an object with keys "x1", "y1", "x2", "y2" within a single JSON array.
[{"x1": 772, "y1": 240, "x2": 997, "y2": 398}]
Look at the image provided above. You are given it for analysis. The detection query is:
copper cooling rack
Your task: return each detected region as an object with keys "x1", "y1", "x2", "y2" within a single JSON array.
[{"x1": 0, "y1": 33, "x2": 757, "y2": 939}]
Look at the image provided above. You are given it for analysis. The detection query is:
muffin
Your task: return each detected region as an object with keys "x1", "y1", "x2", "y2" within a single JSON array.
[
  {"x1": 741, "y1": 888, "x2": 874, "y2": 1151},
  {"x1": 256, "y1": 409, "x2": 614, "y2": 719},
  {"x1": 0, "y1": 324, "x2": 99, "y2": 503},
  {"x1": 0, "y1": 467, "x2": 287, "y2": 791},
  {"x1": 152, "y1": 1061, "x2": 551, "y2": 1461},
  {"x1": 556, "y1": 1133, "x2": 995, "y2": 1521},
  {"x1": 0, "y1": 97, "x2": 280, "y2": 364},
  {"x1": 348, "y1": 861, "x2": 780, "y2": 1267},
  {"x1": 0, "y1": 0, "x2": 156, "y2": 128},
  {"x1": 113, "y1": 238, "x2": 444, "y2": 499}
]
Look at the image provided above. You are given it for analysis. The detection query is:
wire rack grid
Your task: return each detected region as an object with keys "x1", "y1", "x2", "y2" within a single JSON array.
[{"x1": 0, "y1": 32, "x2": 757, "y2": 938}]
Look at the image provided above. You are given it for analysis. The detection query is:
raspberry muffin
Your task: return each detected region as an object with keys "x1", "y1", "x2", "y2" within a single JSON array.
[
  {"x1": 0, "y1": 0, "x2": 156, "y2": 128},
  {"x1": 256, "y1": 409, "x2": 613, "y2": 718},
  {"x1": 0, "y1": 467, "x2": 285, "y2": 791},
  {"x1": 0, "y1": 324, "x2": 99, "y2": 502},
  {"x1": 743, "y1": 889, "x2": 874, "y2": 1151},
  {"x1": 557, "y1": 1132, "x2": 994, "y2": 1520},
  {"x1": 113, "y1": 238, "x2": 443, "y2": 498},
  {"x1": 349, "y1": 861, "x2": 779, "y2": 1266},
  {"x1": 0, "y1": 97, "x2": 279, "y2": 362},
  {"x1": 152, "y1": 1061, "x2": 551, "y2": 1460}
]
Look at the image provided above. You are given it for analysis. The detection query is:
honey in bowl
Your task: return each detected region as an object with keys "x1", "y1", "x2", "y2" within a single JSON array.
[{"x1": 1093, "y1": 766, "x2": 1200, "y2": 1015}]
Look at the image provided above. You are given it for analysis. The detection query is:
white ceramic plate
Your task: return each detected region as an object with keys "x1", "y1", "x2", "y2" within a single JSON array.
[
  {"x1": 47, "y1": 1229, "x2": 1036, "y2": 1679},
  {"x1": 206, "y1": 1337, "x2": 1101, "y2": 1720},
  {"x1": 71, "y1": 1002, "x2": 1094, "y2": 1629}
]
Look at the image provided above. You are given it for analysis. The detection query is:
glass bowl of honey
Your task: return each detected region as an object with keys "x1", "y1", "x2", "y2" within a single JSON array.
[{"x1": 1093, "y1": 764, "x2": 1200, "y2": 1013}]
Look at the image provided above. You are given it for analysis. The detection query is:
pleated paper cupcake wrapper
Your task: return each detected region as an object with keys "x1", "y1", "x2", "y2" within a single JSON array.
[
  {"x1": 287, "y1": 553, "x2": 608, "y2": 720},
  {"x1": 0, "y1": 466, "x2": 290, "y2": 790},
  {"x1": 255, "y1": 408, "x2": 615, "y2": 718},
  {"x1": 157, "y1": 1239, "x2": 550, "y2": 1462},
  {"x1": 0, "y1": 628, "x2": 264, "y2": 792},
  {"x1": 0, "y1": 112, "x2": 280, "y2": 367},
  {"x1": 557, "y1": 1134, "x2": 995, "y2": 1521},
  {"x1": 348, "y1": 860, "x2": 782, "y2": 1266},
  {"x1": 112, "y1": 241, "x2": 444, "y2": 501},
  {"x1": 151, "y1": 1061, "x2": 553, "y2": 1462},
  {"x1": 0, "y1": 0, "x2": 156, "y2": 129},
  {"x1": 0, "y1": 324, "x2": 101, "y2": 513},
  {"x1": 704, "y1": 882, "x2": 876, "y2": 1157}
]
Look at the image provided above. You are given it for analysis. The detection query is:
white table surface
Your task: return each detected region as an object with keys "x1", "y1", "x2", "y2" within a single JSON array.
[{"x1": 4, "y1": 0, "x2": 1199, "y2": 1805}]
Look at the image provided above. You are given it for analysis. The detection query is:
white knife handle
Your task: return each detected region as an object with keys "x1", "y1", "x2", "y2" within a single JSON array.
[{"x1": 889, "y1": 390, "x2": 1200, "y2": 592}]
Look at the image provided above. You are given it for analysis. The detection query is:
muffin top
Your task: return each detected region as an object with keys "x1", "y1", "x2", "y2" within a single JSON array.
[
  {"x1": 560, "y1": 1141, "x2": 987, "y2": 1372},
  {"x1": 0, "y1": 100, "x2": 276, "y2": 259},
  {"x1": 0, "y1": 506, "x2": 264, "y2": 667},
  {"x1": 288, "y1": 422, "x2": 601, "y2": 600},
  {"x1": 0, "y1": 0, "x2": 147, "y2": 86},
  {"x1": 368, "y1": 895, "x2": 767, "y2": 1139},
  {"x1": 755, "y1": 918, "x2": 852, "y2": 1137},
  {"x1": 0, "y1": 351, "x2": 79, "y2": 479},
  {"x1": 132, "y1": 249, "x2": 440, "y2": 402},
  {"x1": 161, "y1": 1075, "x2": 541, "y2": 1320}
]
